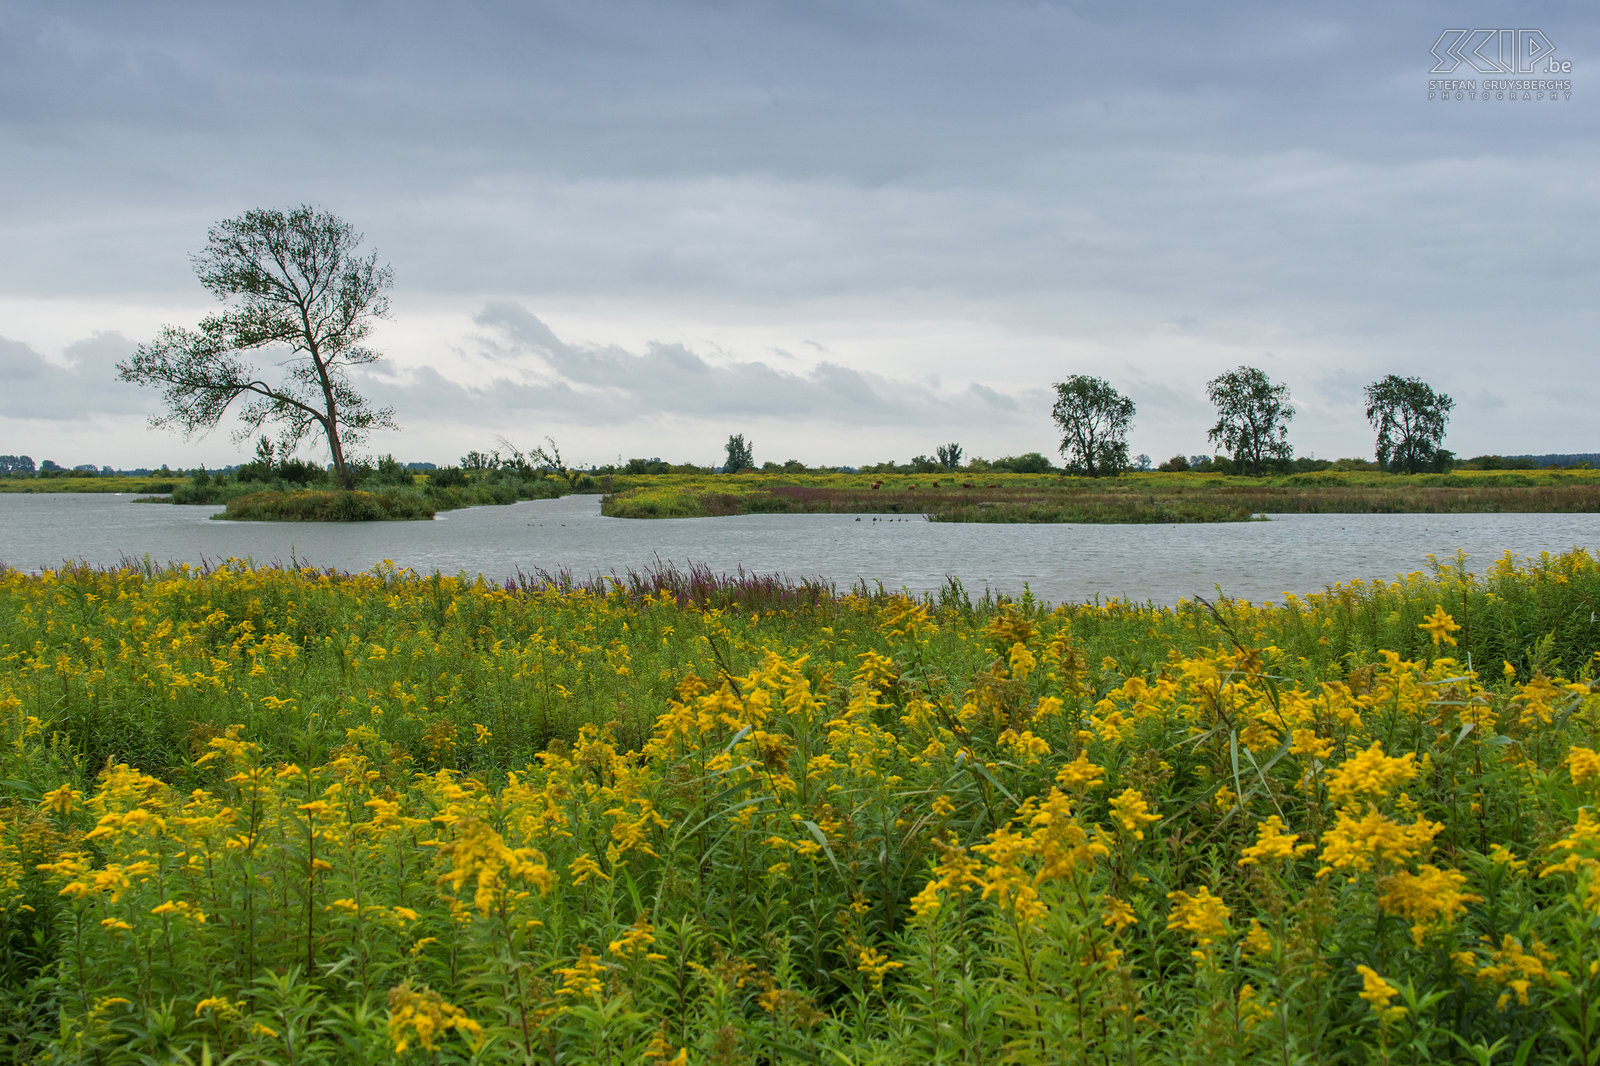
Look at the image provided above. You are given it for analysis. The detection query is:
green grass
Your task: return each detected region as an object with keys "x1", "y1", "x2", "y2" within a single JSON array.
[
  {"x1": 0, "y1": 475, "x2": 179, "y2": 494},
  {"x1": 157, "y1": 474, "x2": 567, "y2": 520},
  {"x1": 598, "y1": 469, "x2": 1600, "y2": 523},
  {"x1": 219, "y1": 489, "x2": 441, "y2": 521}
]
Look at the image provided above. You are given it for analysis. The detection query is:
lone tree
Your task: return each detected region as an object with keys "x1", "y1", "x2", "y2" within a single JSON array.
[
  {"x1": 724, "y1": 434, "x2": 754, "y2": 473},
  {"x1": 1206, "y1": 365, "x2": 1293, "y2": 475},
  {"x1": 935, "y1": 442, "x2": 963, "y2": 469},
  {"x1": 117, "y1": 206, "x2": 397, "y2": 488},
  {"x1": 1364, "y1": 374, "x2": 1455, "y2": 473},
  {"x1": 1051, "y1": 375, "x2": 1134, "y2": 477}
]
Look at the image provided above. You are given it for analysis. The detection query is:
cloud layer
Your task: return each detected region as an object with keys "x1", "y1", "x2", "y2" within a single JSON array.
[{"x1": 2, "y1": 2, "x2": 1597, "y2": 466}]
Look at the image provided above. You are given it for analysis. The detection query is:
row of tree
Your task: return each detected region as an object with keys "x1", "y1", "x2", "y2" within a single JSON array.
[
  {"x1": 0, "y1": 456, "x2": 121, "y2": 477},
  {"x1": 1050, "y1": 368, "x2": 1455, "y2": 477},
  {"x1": 105, "y1": 205, "x2": 1464, "y2": 484}
]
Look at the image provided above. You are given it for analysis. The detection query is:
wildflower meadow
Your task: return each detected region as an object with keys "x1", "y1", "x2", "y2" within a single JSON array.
[{"x1": 1, "y1": 550, "x2": 1598, "y2": 1063}]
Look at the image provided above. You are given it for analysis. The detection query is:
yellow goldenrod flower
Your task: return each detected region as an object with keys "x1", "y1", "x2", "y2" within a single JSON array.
[
  {"x1": 569, "y1": 852, "x2": 608, "y2": 885},
  {"x1": 1108, "y1": 788, "x2": 1159, "y2": 841},
  {"x1": 855, "y1": 944, "x2": 904, "y2": 990},
  {"x1": 1319, "y1": 807, "x2": 1440, "y2": 876},
  {"x1": 608, "y1": 917, "x2": 658, "y2": 958},
  {"x1": 1239, "y1": 816, "x2": 1314, "y2": 867},
  {"x1": 1377, "y1": 864, "x2": 1481, "y2": 945},
  {"x1": 1356, "y1": 965, "x2": 1406, "y2": 1025},
  {"x1": 1166, "y1": 885, "x2": 1230, "y2": 950},
  {"x1": 1325, "y1": 742, "x2": 1417, "y2": 808},
  {"x1": 1243, "y1": 918, "x2": 1273, "y2": 955},
  {"x1": 1472, "y1": 934, "x2": 1567, "y2": 1009},
  {"x1": 553, "y1": 946, "x2": 608, "y2": 1000},
  {"x1": 1288, "y1": 728, "x2": 1334, "y2": 762},
  {"x1": 1418, "y1": 605, "x2": 1460, "y2": 646},
  {"x1": 194, "y1": 996, "x2": 240, "y2": 1018},
  {"x1": 386, "y1": 982, "x2": 483, "y2": 1053},
  {"x1": 1568, "y1": 746, "x2": 1600, "y2": 790},
  {"x1": 1054, "y1": 751, "x2": 1105, "y2": 792},
  {"x1": 1102, "y1": 896, "x2": 1137, "y2": 933}
]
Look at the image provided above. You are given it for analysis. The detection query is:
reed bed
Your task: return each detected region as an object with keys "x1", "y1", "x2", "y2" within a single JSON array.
[{"x1": 1, "y1": 550, "x2": 1599, "y2": 1063}]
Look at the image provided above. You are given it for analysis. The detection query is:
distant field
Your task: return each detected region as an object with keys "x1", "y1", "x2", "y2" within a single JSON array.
[
  {"x1": 10, "y1": 469, "x2": 1599, "y2": 524},
  {"x1": 0, "y1": 475, "x2": 179, "y2": 494},
  {"x1": 600, "y1": 468, "x2": 1600, "y2": 523}
]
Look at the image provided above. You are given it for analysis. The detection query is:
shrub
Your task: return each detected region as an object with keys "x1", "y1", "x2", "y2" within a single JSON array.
[{"x1": 428, "y1": 466, "x2": 469, "y2": 488}]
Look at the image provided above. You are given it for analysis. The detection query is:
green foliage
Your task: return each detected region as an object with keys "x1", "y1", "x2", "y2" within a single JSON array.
[
  {"x1": 428, "y1": 465, "x2": 469, "y2": 488},
  {"x1": 352, "y1": 454, "x2": 414, "y2": 488},
  {"x1": 990, "y1": 452, "x2": 1055, "y2": 474},
  {"x1": 1051, "y1": 375, "x2": 1134, "y2": 477},
  {"x1": 1207, "y1": 365, "x2": 1294, "y2": 475},
  {"x1": 3, "y1": 553, "x2": 1600, "y2": 1062},
  {"x1": 1465, "y1": 455, "x2": 1538, "y2": 471},
  {"x1": 598, "y1": 468, "x2": 1600, "y2": 522},
  {"x1": 724, "y1": 433, "x2": 754, "y2": 473},
  {"x1": 1365, "y1": 375, "x2": 1456, "y2": 473},
  {"x1": 220, "y1": 490, "x2": 436, "y2": 521},
  {"x1": 116, "y1": 206, "x2": 398, "y2": 488}
]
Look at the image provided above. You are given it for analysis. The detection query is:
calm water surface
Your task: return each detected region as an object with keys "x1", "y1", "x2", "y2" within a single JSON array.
[{"x1": 1, "y1": 493, "x2": 1595, "y2": 606}]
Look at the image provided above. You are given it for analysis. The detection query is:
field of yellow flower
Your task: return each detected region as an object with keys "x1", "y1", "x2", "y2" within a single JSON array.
[{"x1": 2, "y1": 550, "x2": 1598, "y2": 1063}]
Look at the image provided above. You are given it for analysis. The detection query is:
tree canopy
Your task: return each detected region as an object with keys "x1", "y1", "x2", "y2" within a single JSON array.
[
  {"x1": 117, "y1": 206, "x2": 397, "y2": 488},
  {"x1": 1051, "y1": 375, "x2": 1134, "y2": 477},
  {"x1": 1365, "y1": 374, "x2": 1455, "y2": 473},
  {"x1": 1206, "y1": 366, "x2": 1293, "y2": 475},
  {"x1": 724, "y1": 434, "x2": 754, "y2": 473}
]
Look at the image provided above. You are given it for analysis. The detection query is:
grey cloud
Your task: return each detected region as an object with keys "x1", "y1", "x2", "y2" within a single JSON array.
[
  {"x1": 0, "y1": 338, "x2": 43, "y2": 382},
  {"x1": 0, "y1": 332, "x2": 148, "y2": 420},
  {"x1": 3, "y1": 3, "x2": 1599, "y2": 463},
  {"x1": 1122, "y1": 376, "x2": 1209, "y2": 419},
  {"x1": 369, "y1": 302, "x2": 1035, "y2": 430},
  {"x1": 962, "y1": 382, "x2": 1021, "y2": 412}
]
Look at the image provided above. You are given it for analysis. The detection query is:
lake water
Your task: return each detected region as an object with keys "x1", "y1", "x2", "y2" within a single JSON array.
[{"x1": 0, "y1": 493, "x2": 1595, "y2": 607}]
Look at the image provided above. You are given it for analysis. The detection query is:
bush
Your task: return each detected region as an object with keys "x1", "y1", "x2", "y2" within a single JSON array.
[
  {"x1": 219, "y1": 490, "x2": 436, "y2": 521},
  {"x1": 990, "y1": 452, "x2": 1055, "y2": 474},
  {"x1": 428, "y1": 466, "x2": 469, "y2": 488}
]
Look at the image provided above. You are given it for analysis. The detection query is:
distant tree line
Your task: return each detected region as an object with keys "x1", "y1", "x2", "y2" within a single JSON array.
[{"x1": 1046, "y1": 367, "x2": 1477, "y2": 477}]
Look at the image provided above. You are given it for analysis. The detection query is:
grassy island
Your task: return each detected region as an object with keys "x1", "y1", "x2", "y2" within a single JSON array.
[
  {"x1": 145, "y1": 463, "x2": 585, "y2": 521},
  {"x1": 210, "y1": 480, "x2": 574, "y2": 521},
  {"x1": 600, "y1": 468, "x2": 1600, "y2": 523},
  {"x1": 3, "y1": 550, "x2": 1600, "y2": 1062}
]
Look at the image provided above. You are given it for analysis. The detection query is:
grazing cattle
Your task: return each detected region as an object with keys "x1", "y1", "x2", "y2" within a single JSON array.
[
  {"x1": 870, "y1": 481, "x2": 882, "y2": 490},
  {"x1": 962, "y1": 482, "x2": 973, "y2": 488}
]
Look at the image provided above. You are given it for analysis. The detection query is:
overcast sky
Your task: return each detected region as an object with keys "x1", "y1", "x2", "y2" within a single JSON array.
[{"x1": 2, "y1": 1, "x2": 1595, "y2": 470}]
